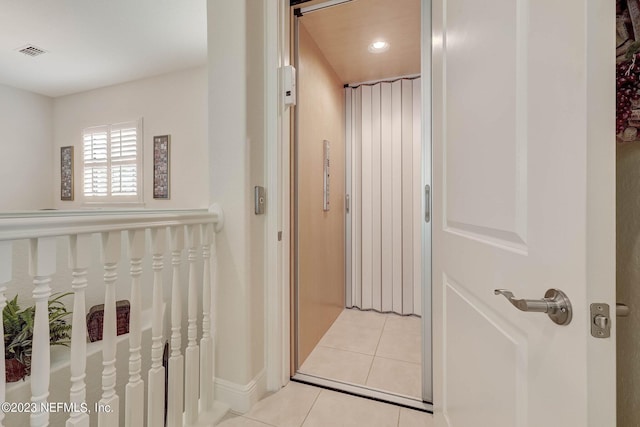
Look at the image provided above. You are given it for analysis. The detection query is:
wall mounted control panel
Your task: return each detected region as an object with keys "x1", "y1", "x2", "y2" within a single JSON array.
[{"x1": 283, "y1": 65, "x2": 296, "y2": 106}]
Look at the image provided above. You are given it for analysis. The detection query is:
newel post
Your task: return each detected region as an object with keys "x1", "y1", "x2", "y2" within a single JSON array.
[
  {"x1": 199, "y1": 223, "x2": 214, "y2": 411},
  {"x1": 208, "y1": 204, "x2": 223, "y2": 405}
]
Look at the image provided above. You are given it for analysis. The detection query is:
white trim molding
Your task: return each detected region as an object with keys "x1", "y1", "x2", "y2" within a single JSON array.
[
  {"x1": 0, "y1": 209, "x2": 221, "y2": 241},
  {"x1": 214, "y1": 370, "x2": 267, "y2": 414},
  {"x1": 265, "y1": 0, "x2": 292, "y2": 392}
]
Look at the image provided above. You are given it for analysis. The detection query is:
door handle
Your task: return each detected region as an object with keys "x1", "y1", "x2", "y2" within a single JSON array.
[
  {"x1": 494, "y1": 288, "x2": 572, "y2": 325},
  {"x1": 425, "y1": 185, "x2": 431, "y2": 223}
]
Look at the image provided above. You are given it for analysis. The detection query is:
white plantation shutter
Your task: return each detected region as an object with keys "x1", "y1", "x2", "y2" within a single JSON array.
[
  {"x1": 83, "y1": 126, "x2": 109, "y2": 197},
  {"x1": 110, "y1": 123, "x2": 138, "y2": 196},
  {"x1": 82, "y1": 119, "x2": 142, "y2": 202}
]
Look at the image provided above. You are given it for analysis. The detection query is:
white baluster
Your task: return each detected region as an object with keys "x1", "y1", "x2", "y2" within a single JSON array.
[
  {"x1": 29, "y1": 237, "x2": 56, "y2": 427},
  {"x1": 199, "y1": 224, "x2": 214, "y2": 412},
  {"x1": 184, "y1": 225, "x2": 200, "y2": 424},
  {"x1": 210, "y1": 230, "x2": 218, "y2": 403},
  {"x1": 147, "y1": 228, "x2": 166, "y2": 427},
  {"x1": 67, "y1": 235, "x2": 91, "y2": 427},
  {"x1": 0, "y1": 241, "x2": 12, "y2": 427},
  {"x1": 125, "y1": 230, "x2": 145, "y2": 427},
  {"x1": 168, "y1": 226, "x2": 184, "y2": 427},
  {"x1": 98, "y1": 231, "x2": 121, "y2": 427}
]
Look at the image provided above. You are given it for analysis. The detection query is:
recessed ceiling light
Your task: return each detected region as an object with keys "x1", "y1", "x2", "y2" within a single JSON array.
[{"x1": 368, "y1": 40, "x2": 390, "y2": 53}]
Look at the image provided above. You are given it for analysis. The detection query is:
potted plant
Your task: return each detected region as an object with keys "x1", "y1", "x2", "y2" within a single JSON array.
[{"x1": 3, "y1": 293, "x2": 72, "y2": 382}]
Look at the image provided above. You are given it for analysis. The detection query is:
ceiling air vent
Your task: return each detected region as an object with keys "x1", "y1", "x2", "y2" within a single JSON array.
[{"x1": 16, "y1": 45, "x2": 47, "y2": 57}]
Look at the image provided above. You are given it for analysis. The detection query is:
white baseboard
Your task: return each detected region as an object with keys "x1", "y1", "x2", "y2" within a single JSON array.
[{"x1": 214, "y1": 370, "x2": 267, "y2": 414}]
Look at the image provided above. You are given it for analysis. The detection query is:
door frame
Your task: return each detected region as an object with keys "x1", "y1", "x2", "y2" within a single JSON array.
[
  {"x1": 264, "y1": 0, "x2": 291, "y2": 390},
  {"x1": 264, "y1": 0, "x2": 433, "y2": 401},
  {"x1": 420, "y1": 0, "x2": 433, "y2": 401}
]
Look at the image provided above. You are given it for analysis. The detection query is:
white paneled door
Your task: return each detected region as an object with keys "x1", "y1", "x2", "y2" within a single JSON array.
[{"x1": 430, "y1": 0, "x2": 616, "y2": 425}]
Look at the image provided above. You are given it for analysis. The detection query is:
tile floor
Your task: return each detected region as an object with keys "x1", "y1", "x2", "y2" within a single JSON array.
[
  {"x1": 217, "y1": 382, "x2": 433, "y2": 427},
  {"x1": 299, "y1": 308, "x2": 422, "y2": 399}
]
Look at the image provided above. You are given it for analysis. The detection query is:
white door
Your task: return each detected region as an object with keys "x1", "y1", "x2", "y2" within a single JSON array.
[{"x1": 429, "y1": 0, "x2": 616, "y2": 425}]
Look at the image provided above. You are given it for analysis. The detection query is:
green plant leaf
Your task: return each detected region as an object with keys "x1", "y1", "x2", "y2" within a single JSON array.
[{"x1": 3, "y1": 293, "x2": 72, "y2": 375}]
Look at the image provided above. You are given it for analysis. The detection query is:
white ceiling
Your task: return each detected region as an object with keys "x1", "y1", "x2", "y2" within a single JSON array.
[{"x1": 0, "y1": 0, "x2": 207, "y2": 97}]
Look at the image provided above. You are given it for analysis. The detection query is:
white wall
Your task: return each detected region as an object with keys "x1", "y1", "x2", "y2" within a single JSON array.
[
  {"x1": 0, "y1": 84, "x2": 53, "y2": 210},
  {"x1": 208, "y1": 0, "x2": 250, "y2": 390},
  {"x1": 53, "y1": 66, "x2": 209, "y2": 209},
  {"x1": 4, "y1": 66, "x2": 209, "y2": 331},
  {"x1": 207, "y1": 0, "x2": 267, "y2": 409}
]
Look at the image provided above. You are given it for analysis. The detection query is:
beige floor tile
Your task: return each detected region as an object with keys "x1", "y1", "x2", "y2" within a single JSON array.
[
  {"x1": 366, "y1": 357, "x2": 422, "y2": 399},
  {"x1": 217, "y1": 414, "x2": 275, "y2": 427},
  {"x1": 318, "y1": 321, "x2": 383, "y2": 355},
  {"x1": 302, "y1": 389, "x2": 400, "y2": 427},
  {"x1": 299, "y1": 346, "x2": 374, "y2": 385},
  {"x1": 337, "y1": 308, "x2": 387, "y2": 330},
  {"x1": 398, "y1": 408, "x2": 434, "y2": 427},
  {"x1": 375, "y1": 328, "x2": 421, "y2": 364},
  {"x1": 383, "y1": 314, "x2": 422, "y2": 334},
  {"x1": 244, "y1": 382, "x2": 320, "y2": 427}
]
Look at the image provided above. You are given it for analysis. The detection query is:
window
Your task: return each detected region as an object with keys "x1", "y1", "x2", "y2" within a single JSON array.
[{"x1": 83, "y1": 119, "x2": 143, "y2": 203}]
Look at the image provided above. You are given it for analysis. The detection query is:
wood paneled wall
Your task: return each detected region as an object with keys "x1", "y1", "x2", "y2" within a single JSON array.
[{"x1": 296, "y1": 22, "x2": 346, "y2": 366}]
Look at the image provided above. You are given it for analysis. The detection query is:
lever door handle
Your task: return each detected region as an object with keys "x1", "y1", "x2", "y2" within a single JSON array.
[{"x1": 494, "y1": 288, "x2": 572, "y2": 325}]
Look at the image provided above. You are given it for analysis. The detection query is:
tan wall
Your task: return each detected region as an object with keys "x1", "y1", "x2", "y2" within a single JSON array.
[
  {"x1": 296, "y1": 21, "x2": 346, "y2": 366},
  {"x1": 617, "y1": 142, "x2": 640, "y2": 426}
]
